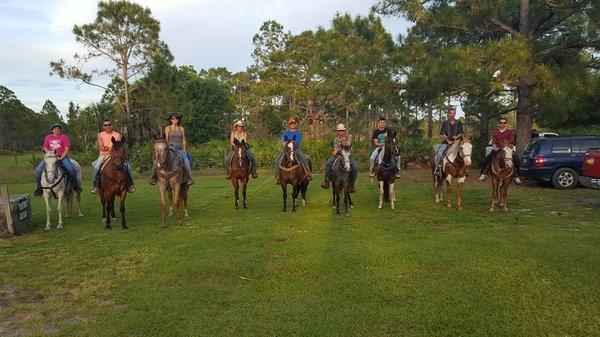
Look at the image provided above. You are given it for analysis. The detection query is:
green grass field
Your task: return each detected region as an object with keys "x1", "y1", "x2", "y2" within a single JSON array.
[{"x1": 1, "y1": 169, "x2": 599, "y2": 336}]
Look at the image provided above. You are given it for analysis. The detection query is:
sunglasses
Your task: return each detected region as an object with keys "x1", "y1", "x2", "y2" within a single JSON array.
[
  {"x1": 103, "y1": 123, "x2": 112, "y2": 126},
  {"x1": 499, "y1": 122, "x2": 507, "y2": 124}
]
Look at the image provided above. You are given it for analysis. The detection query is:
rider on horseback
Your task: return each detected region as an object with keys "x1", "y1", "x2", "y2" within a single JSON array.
[
  {"x1": 434, "y1": 107, "x2": 463, "y2": 175},
  {"x1": 321, "y1": 123, "x2": 358, "y2": 192},
  {"x1": 149, "y1": 114, "x2": 194, "y2": 186},
  {"x1": 275, "y1": 118, "x2": 313, "y2": 183},
  {"x1": 225, "y1": 121, "x2": 258, "y2": 179},
  {"x1": 90, "y1": 119, "x2": 136, "y2": 194},
  {"x1": 478, "y1": 117, "x2": 522, "y2": 184},
  {"x1": 369, "y1": 117, "x2": 401, "y2": 178},
  {"x1": 34, "y1": 124, "x2": 81, "y2": 196}
]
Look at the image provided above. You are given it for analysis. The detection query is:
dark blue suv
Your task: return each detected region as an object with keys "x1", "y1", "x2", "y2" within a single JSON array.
[{"x1": 520, "y1": 136, "x2": 600, "y2": 189}]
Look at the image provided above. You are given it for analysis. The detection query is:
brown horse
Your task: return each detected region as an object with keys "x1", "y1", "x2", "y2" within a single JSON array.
[
  {"x1": 278, "y1": 140, "x2": 309, "y2": 212},
  {"x1": 488, "y1": 143, "x2": 515, "y2": 212},
  {"x1": 229, "y1": 139, "x2": 251, "y2": 210},
  {"x1": 153, "y1": 140, "x2": 189, "y2": 228},
  {"x1": 431, "y1": 136, "x2": 473, "y2": 211},
  {"x1": 375, "y1": 130, "x2": 398, "y2": 210},
  {"x1": 98, "y1": 137, "x2": 129, "y2": 229}
]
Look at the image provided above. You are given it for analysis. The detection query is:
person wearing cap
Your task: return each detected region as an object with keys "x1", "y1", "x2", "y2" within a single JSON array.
[
  {"x1": 434, "y1": 107, "x2": 464, "y2": 174},
  {"x1": 149, "y1": 113, "x2": 194, "y2": 185},
  {"x1": 369, "y1": 117, "x2": 401, "y2": 178},
  {"x1": 225, "y1": 121, "x2": 258, "y2": 179},
  {"x1": 275, "y1": 118, "x2": 313, "y2": 182},
  {"x1": 90, "y1": 119, "x2": 136, "y2": 194},
  {"x1": 34, "y1": 124, "x2": 81, "y2": 196},
  {"x1": 321, "y1": 123, "x2": 357, "y2": 192}
]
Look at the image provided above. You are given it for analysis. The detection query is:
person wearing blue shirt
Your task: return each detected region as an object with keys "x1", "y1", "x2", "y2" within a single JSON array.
[{"x1": 275, "y1": 118, "x2": 313, "y2": 183}]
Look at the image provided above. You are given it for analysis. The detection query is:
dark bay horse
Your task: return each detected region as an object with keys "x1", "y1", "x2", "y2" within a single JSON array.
[
  {"x1": 430, "y1": 136, "x2": 473, "y2": 210},
  {"x1": 98, "y1": 137, "x2": 129, "y2": 229},
  {"x1": 375, "y1": 130, "x2": 398, "y2": 210},
  {"x1": 278, "y1": 140, "x2": 308, "y2": 212},
  {"x1": 229, "y1": 139, "x2": 250, "y2": 210},
  {"x1": 488, "y1": 143, "x2": 515, "y2": 212},
  {"x1": 153, "y1": 140, "x2": 189, "y2": 228},
  {"x1": 332, "y1": 144, "x2": 353, "y2": 215}
]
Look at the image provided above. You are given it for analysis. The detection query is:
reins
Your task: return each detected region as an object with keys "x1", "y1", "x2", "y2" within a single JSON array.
[{"x1": 41, "y1": 158, "x2": 66, "y2": 199}]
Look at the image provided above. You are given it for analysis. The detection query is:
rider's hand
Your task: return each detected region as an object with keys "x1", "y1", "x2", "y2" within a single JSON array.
[{"x1": 103, "y1": 146, "x2": 109, "y2": 151}]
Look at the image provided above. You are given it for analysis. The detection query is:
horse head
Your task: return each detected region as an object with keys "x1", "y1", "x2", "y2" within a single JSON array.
[
  {"x1": 380, "y1": 130, "x2": 398, "y2": 164},
  {"x1": 153, "y1": 139, "x2": 169, "y2": 170},
  {"x1": 340, "y1": 144, "x2": 352, "y2": 172},
  {"x1": 499, "y1": 141, "x2": 514, "y2": 168},
  {"x1": 43, "y1": 151, "x2": 59, "y2": 183},
  {"x1": 458, "y1": 136, "x2": 473, "y2": 167},
  {"x1": 283, "y1": 140, "x2": 297, "y2": 166},
  {"x1": 111, "y1": 137, "x2": 126, "y2": 169}
]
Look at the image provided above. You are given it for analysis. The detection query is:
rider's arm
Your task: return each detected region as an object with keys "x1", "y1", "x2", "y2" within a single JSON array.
[
  {"x1": 181, "y1": 127, "x2": 188, "y2": 151},
  {"x1": 59, "y1": 136, "x2": 71, "y2": 159},
  {"x1": 229, "y1": 132, "x2": 235, "y2": 148},
  {"x1": 164, "y1": 126, "x2": 170, "y2": 142},
  {"x1": 96, "y1": 133, "x2": 104, "y2": 152}
]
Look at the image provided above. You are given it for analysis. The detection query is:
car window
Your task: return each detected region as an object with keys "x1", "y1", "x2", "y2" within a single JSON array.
[
  {"x1": 572, "y1": 139, "x2": 600, "y2": 153},
  {"x1": 551, "y1": 139, "x2": 571, "y2": 154},
  {"x1": 524, "y1": 140, "x2": 541, "y2": 156}
]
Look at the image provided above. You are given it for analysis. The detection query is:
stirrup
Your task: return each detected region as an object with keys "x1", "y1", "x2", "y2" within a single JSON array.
[
  {"x1": 91, "y1": 186, "x2": 98, "y2": 194},
  {"x1": 321, "y1": 180, "x2": 330, "y2": 189},
  {"x1": 252, "y1": 172, "x2": 258, "y2": 178},
  {"x1": 127, "y1": 185, "x2": 136, "y2": 193},
  {"x1": 149, "y1": 176, "x2": 157, "y2": 185}
]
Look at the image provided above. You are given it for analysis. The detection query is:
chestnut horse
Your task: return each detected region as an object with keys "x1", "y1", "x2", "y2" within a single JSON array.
[
  {"x1": 278, "y1": 140, "x2": 309, "y2": 212},
  {"x1": 153, "y1": 140, "x2": 189, "y2": 227},
  {"x1": 229, "y1": 139, "x2": 251, "y2": 210},
  {"x1": 431, "y1": 136, "x2": 473, "y2": 210},
  {"x1": 98, "y1": 137, "x2": 129, "y2": 229},
  {"x1": 488, "y1": 143, "x2": 515, "y2": 212},
  {"x1": 375, "y1": 130, "x2": 399, "y2": 210}
]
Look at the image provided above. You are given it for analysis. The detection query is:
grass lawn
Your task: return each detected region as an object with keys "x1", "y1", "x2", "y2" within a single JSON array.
[{"x1": 1, "y1": 169, "x2": 599, "y2": 336}]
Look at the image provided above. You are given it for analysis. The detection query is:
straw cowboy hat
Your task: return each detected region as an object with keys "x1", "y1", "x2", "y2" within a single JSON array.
[
  {"x1": 335, "y1": 123, "x2": 347, "y2": 131},
  {"x1": 234, "y1": 121, "x2": 245, "y2": 128}
]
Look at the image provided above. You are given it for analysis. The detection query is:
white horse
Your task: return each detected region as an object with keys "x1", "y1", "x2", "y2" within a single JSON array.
[{"x1": 40, "y1": 152, "x2": 68, "y2": 230}]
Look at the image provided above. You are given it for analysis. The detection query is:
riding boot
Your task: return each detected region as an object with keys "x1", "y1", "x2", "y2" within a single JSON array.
[
  {"x1": 34, "y1": 185, "x2": 43, "y2": 197},
  {"x1": 251, "y1": 166, "x2": 258, "y2": 179},
  {"x1": 125, "y1": 174, "x2": 135, "y2": 193},
  {"x1": 187, "y1": 173, "x2": 195, "y2": 186},
  {"x1": 321, "y1": 179, "x2": 330, "y2": 189},
  {"x1": 91, "y1": 178, "x2": 99, "y2": 194},
  {"x1": 149, "y1": 173, "x2": 158, "y2": 185},
  {"x1": 225, "y1": 168, "x2": 231, "y2": 179}
]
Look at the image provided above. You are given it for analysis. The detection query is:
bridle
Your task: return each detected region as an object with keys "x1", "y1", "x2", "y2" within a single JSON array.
[
  {"x1": 42, "y1": 153, "x2": 65, "y2": 198},
  {"x1": 154, "y1": 141, "x2": 183, "y2": 180},
  {"x1": 492, "y1": 145, "x2": 514, "y2": 178}
]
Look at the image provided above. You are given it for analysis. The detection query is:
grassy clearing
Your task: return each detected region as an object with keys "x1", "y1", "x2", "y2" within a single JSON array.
[{"x1": 0, "y1": 169, "x2": 599, "y2": 336}]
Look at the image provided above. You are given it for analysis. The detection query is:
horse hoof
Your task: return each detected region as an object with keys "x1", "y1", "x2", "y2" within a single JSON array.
[
  {"x1": 184, "y1": 211, "x2": 189, "y2": 218},
  {"x1": 102, "y1": 218, "x2": 107, "y2": 224},
  {"x1": 446, "y1": 204, "x2": 452, "y2": 209},
  {"x1": 502, "y1": 208, "x2": 508, "y2": 212},
  {"x1": 281, "y1": 209, "x2": 286, "y2": 212},
  {"x1": 377, "y1": 206, "x2": 382, "y2": 210},
  {"x1": 65, "y1": 214, "x2": 71, "y2": 218},
  {"x1": 489, "y1": 208, "x2": 494, "y2": 212},
  {"x1": 457, "y1": 207, "x2": 463, "y2": 211},
  {"x1": 302, "y1": 200, "x2": 306, "y2": 207},
  {"x1": 45, "y1": 226, "x2": 51, "y2": 231},
  {"x1": 105, "y1": 226, "x2": 112, "y2": 230},
  {"x1": 345, "y1": 213, "x2": 350, "y2": 216},
  {"x1": 292, "y1": 209, "x2": 296, "y2": 212},
  {"x1": 391, "y1": 207, "x2": 396, "y2": 210},
  {"x1": 159, "y1": 224, "x2": 166, "y2": 229},
  {"x1": 122, "y1": 225, "x2": 128, "y2": 230},
  {"x1": 56, "y1": 224, "x2": 63, "y2": 229},
  {"x1": 78, "y1": 212, "x2": 84, "y2": 218}
]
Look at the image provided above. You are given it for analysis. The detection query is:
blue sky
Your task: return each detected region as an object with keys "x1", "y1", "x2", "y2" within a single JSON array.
[{"x1": 0, "y1": 0, "x2": 411, "y2": 116}]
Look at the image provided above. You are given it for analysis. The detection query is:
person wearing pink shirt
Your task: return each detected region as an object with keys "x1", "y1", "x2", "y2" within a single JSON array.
[{"x1": 34, "y1": 124, "x2": 81, "y2": 196}]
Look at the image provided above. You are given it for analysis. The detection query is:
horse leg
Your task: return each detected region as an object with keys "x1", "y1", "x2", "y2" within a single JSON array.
[
  {"x1": 44, "y1": 192, "x2": 52, "y2": 230},
  {"x1": 120, "y1": 191, "x2": 128, "y2": 229},
  {"x1": 281, "y1": 184, "x2": 287, "y2": 212},
  {"x1": 76, "y1": 190, "x2": 83, "y2": 217},
  {"x1": 242, "y1": 178, "x2": 248, "y2": 209},
  {"x1": 301, "y1": 183, "x2": 307, "y2": 207},
  {"x1": 158, "y1": 186, "x2": 168, "y2": 228},
  {"x1": 501, "y1": 179, "x2": 509, "y2": 212},
  {"x1": 445, "y1": 176, "x2": 453, "y2": 208},
  {"x1": 390, "y1": 182, "x2": 396, "y2": 210},
  {"x1": 292, "y1": 184, "x2": 300, "y2": 212},
  {"x1": 105, "y1": 196, "x2": 112, "y2": 229},
  {"x1": 434, "y1": 176, "x2": 442, "y2": 203},
  {"x1": 56, "y1": 191, "x2": 64, "y2": 228},
  {"x1": 182, "y1": 186, "x2": 189, "y2": 218},
  {"x1": 378, "y1": 181, "x2": 384, "y2": 209},
  {"x1": 456, "y1": 177, "x2": 465, "y2": 211},
  {"x1": 101, "y1": 194, "x2": 108, "y2": 225},
  {"x1": 334, "y1": 189, "x2": 340, "y2": 215},
  {"x1": 172, "y1": 184, "x2": 181, "y2": 227},
  {"x1": 233, "y1": 178, "x2": 239, "y2": 210},
  {"x1": 489, "y1": 179, "x2": 498, "y2": 212},
  {"x1": 344, "y1": 190, "x2": 350, "y2": 215},
  {"x1": 348, "y1": 193, "x2": 353, "y2": 208}
]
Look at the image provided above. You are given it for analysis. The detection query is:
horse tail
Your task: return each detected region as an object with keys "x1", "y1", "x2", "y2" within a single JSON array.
[{"x1": 383, "y1": 180, "x2": 390, "y2": 202}]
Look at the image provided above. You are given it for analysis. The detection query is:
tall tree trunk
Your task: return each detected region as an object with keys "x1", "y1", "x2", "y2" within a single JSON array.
[
  {"x1": 427, "y1": 106, "x2": 433, "y2": 138},
  {"x1": 516, "y1": 78, "x2": 533, "y2": 155},
  {"x1": 480, "y1": 111, "x2": 490, "y2": 145}
]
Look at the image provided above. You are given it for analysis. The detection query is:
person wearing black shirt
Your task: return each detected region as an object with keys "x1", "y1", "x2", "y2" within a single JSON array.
[{"x1": 434, "y1": 107, "x2": 464, "y2": 173}]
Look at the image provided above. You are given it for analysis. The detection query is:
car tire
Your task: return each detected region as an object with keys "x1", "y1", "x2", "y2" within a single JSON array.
[{"x1": 552, "y1": 167, "x2": 578, "y2": 189}]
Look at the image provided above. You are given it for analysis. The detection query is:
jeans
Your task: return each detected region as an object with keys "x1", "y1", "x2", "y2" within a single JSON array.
[
  {"x1": 324, "y1": 156, "x2": 358, "y2": 182},
  {"x1": 434, "y1": 143, "x2": 448, "y2": 168},
  {"x1": 92, "y1": 155, "x2": 134, "y2": 183},
  {"x1": 35, "y1": 156, "x2": 78, "y2": 186}
]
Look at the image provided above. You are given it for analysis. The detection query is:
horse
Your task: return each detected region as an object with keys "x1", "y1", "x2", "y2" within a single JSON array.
[
  {"x1": 98, "y1": 137, "x2": 129, "y2": 229},
  {"x1": 375, "y1": 130, "x2": 399, "y2": 210},
  {"x1": 64, "y1": 160, "x2": 83, "y2": 218},
  {"x1": 277, "y1": 140, "x2": 309, "y2": 212},
  {"x1": 430, "y1": 136, "x2": 473, "y2": 211},
  {"x1": 331, "y1": 144, "x2": 353, "y2": 215},
  {"x1": 40, "y1": 151, "x2": 68, "y2": 230},
  {"x1": 488, "y1": 143, "x2": 515, "y2": 212},
  {"x1": 153, "y1": 140, "x2": 189, "y2": 228},
  {"x1": 229, "y1": 139, "x2": 251, "y2": 210}
]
